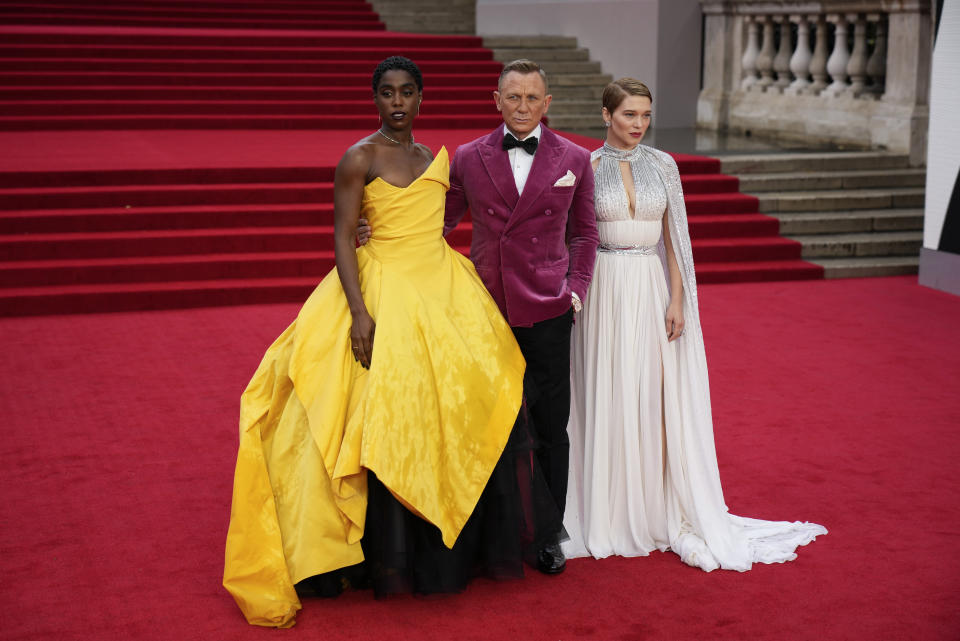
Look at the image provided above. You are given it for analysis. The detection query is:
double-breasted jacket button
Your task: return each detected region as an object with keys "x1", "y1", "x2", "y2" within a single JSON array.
[
  {"x1": 544, "y1": 209, "x2": 552, "y2": 216},
  {"x1": 487, "y1": 208, "x2": 494, "y2": 215},
  {"x1": 531, "y1": 237, "x2": 539, "y2": 244}
]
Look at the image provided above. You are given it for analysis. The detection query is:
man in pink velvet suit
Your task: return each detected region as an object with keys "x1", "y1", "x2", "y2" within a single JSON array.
[{"x1": 443, "y1": 59, "x2": 599, "y2": 575}]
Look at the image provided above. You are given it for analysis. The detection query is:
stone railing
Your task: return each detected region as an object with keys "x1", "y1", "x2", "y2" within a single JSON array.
[{"x1": 698, "y1": 0, "x2": 932, "y2": 163}]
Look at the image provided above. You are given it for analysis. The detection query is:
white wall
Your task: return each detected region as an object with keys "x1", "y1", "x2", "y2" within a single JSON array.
[
  {"x1": 919, "y1": 0, "x2": 960, "y2": 296},
  {"x1": 476, "y1": 0, "x2": 702, "y2": 129},
  {"x1": 923, "y1": 0, "x2": 960, "y2": 250}
]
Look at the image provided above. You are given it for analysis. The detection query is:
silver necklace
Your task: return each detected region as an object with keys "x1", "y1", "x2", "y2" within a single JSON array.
[{"x1": 378, "y1": 129, "x2": 414, "y2": 146}]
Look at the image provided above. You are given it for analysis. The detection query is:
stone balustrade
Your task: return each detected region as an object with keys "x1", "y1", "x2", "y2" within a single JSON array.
[
  {"x1": 698, "y1": 0, "x2": 932, "y2": 164},
  {"x1": 739, "y1": 11, "x2": 886, "y2": 98}
]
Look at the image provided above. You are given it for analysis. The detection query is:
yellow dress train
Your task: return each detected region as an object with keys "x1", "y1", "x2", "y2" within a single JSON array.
[{"x1": 222, "y1": 148, "x2": 526, "y2": 627}]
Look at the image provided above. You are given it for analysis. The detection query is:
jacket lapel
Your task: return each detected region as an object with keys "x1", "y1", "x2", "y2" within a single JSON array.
[
  {"x1": 510, "y1": 126, "x2": 568, "y2": 228},
  {"x1": 477, "y1": 128, "x2": 520, "y2": 209}
]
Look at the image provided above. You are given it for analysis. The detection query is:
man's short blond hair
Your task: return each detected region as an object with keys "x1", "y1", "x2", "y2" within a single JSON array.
[{"x1": 498, "y1": 59, "x2": 549, "y2": 93}]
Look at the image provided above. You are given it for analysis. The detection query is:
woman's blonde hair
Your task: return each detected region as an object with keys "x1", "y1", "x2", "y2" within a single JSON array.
[{"x1": 602, "y1": 78, "x2": 652, "y2": 114}]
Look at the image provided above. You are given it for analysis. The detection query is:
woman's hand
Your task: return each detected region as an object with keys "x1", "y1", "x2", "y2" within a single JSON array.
[
  {"x1": 351, "y1": 310, "x2": 376, "y2": 369},
  {"x1": 356, "y1": 217, "x2": 371, "y2": 246},
  {"x1": 665, "y1": 301, "x2": 684, "y2": 342}
]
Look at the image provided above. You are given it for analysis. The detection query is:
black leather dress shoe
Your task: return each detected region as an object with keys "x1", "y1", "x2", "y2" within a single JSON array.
[{"x1": 536, "y1": 543, "x2": 566, "y2": 574}]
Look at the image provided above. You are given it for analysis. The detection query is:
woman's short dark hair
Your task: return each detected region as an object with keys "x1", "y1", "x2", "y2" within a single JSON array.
[
  {"x1": 602, "y1": 78, "x2": 653, "y2": 114},
  {"x1": 372, "y1": 56, "x2": 423, "y2": 93}
]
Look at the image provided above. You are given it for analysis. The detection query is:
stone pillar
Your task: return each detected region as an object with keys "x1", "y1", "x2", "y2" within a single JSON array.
[
  {"x1": 882, "y1": 4, "x2": 932, "y2": 165},
  {"x1": 772, "y1": 16, "x2": 793, "y2": 91},
  {"x1": 846, "y1": 14, "x2": 869, "y2": 96},
  {"x1": 866, "y1": 15, "x2": 887, "y2": 95},
  {"x1": 741, "y1": 15, "x2": 760, "y2": 89},
  {"x1": 885, "y1": 8, "x2": 931, "y2": 105},
  {"x1": 807, "y1": 14, "x2": 830, "y2": 95},
  {"x1": 697, "y1": 0, "x2": 737, "y2": 129},
  {"x1": 823, "y1": 14, "x2": 850, "y2": 97},
  {"x1": 786, "y1": 14, "x2": 812, "y2": 95},
  {"x1": 755, "y1": 15, "x2": 776, "y2": 90}
]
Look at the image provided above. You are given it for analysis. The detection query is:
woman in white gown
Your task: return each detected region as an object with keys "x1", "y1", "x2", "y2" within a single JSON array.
[{"x1": 562, "y1": 78, "x2": 826, "y2": 571}]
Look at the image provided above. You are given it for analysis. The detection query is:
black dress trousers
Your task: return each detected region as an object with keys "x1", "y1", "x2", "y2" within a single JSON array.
[{"x1": 511, "y1": 307, "x2": 574, "y2": 523}]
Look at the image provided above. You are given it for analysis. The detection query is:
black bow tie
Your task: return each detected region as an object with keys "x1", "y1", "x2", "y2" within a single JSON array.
[{"x1": 503, "y1": 133, "x2": 538, "y2": 155}]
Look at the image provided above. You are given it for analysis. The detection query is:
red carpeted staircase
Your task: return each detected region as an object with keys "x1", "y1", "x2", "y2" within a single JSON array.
[
  {"x1": 0, "y1": 27, "x2": 504, "y2": 130},
  {"x1": 0, "y1": 0, "x2": 822, "y2": 317},
  {"x1": 0, "y1": 0, "x2": 386, "y2": 30},
  {"x1": 676, "y1": 157, "x2": 823, "y2": 283}
]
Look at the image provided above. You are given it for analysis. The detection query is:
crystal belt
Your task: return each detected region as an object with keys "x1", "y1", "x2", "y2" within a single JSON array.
[{"x1": 598, "y1": 244, "x2": 658, "y2": 256}]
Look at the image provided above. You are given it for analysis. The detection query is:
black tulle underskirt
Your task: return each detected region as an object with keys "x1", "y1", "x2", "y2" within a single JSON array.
[{"x1": 295, "y1": 405, "x2": 562, "y2": 599}]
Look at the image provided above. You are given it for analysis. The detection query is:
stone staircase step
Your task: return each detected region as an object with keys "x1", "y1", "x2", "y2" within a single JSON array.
[
  {"x1": 480, "y1": 33, "x2": 611, "y2": 138},
  {"x1": 739, "y1": 168, "x2": 927, "y2": 192},
  {"x1": 368, "y1": 0, "x2": 474, "y2": 34},
  {"x1": 482, "y1": 36, "x2": 579, "y2": 49},
  {"x1": 491, "y1": 48, "x2": 590, "y2": 63},
  {"x1": 789, "y1": 231, "x2": 922, "y2": 258},
  {"x1": 774, "y1": 209, "x2": 923, "y2": 235},
  {"x1": 546, "y1": 73, "x2": 612, "y2": 87},
  {"x1": 544, "y1": 85, "x2": 605, "y2": 100},
  {"x1": 374, "y1": 0, "x2": 474, "y2": 8},
  {"x1": 756, "y1": 188, "x2": 925, "y2": 212},
  {"x1": 718, "y1": 152, "x2": 912, "y2": 174},
  {"x1": 536, "y1": 61, "x2": 605, "y2": 75},
  {"x1": 811, "y1": 256, "x2": 919, "y2": 278},
  {"x1": 543, "y1": 99, "x2": 601, "y2": 115},
  {"x1": 376, "y1": 18, "x2": 472, "y2": 33},
  {"x1": 714, "y1": 150, "x2": 926, "y2": 279},
  {"x1": 373, "y1": 11, "x2": 469, "y2": 19},
  {"x1": 544, "y1": 114, "x2": 602, "y2": 131}
]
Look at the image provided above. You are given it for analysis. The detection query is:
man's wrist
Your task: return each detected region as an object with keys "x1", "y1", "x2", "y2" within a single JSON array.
[{"x1": 571, "y1": 291, "x2": 582, "y2": 313}]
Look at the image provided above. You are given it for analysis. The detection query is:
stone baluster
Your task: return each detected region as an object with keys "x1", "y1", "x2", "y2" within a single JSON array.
[
  {"x1": 754, "y1": 15, "x2": 776, "y2": 91},
  {"x1": 807, "y1": 14, "x2": 830, "y2": 95},
  {"x1": 846, "y1": 13, "x2": 869, "y2": 96},
  {"x1": 865, "y1": 15, "x2": 887, "y2": 95},
  {"x1": 786, "y1": 14, "x2": 812, "y2": 94},
  {"x1": 772, "y1": 16, "x2": 793, "y2": 91},
  {"x1": 823, "y1": 14, "x2": 850, "y2": 97},
  {"x1": 741, "y1": 15, "x2": 760, "y2": 89}
]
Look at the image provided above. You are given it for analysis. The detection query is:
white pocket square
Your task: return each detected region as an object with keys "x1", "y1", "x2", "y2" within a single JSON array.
[{"x1": 553, "y1": 170, "x2": 577, "y2": 187}]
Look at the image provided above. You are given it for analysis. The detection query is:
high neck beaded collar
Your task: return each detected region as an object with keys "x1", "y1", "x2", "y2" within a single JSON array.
[{"x1": 600, "y1": 141, "x2": 643, "y2": 162}]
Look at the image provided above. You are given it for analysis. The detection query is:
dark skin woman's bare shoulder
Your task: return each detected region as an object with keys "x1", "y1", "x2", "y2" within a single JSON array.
[{"x1": 336, "y1": 138, "x2": 376, "y2": 185}]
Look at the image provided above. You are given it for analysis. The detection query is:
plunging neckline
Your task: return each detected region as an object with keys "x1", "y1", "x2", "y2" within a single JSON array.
[
  {"x1": 597, "y1": 142, "x2": 644, "y2": 220},
  {"x1": 615, "y1": 160, "x2": 637, "y2": 220},
  {"x1": 370, "y1": 146, "x2": 446, "y2": 190}
]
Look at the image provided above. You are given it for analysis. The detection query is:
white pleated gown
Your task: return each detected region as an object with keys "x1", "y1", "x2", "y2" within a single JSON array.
[
  {"x1": 565, "y1": 210, "x2": 679, "y2": 559},
  {"x1": 563, "y1": 148, "x2": 825, "y2": 569}
]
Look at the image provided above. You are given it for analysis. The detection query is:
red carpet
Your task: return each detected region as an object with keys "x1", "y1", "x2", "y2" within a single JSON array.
[
  {"x1": 1, "y1": 276, "x2": 957, "y2": 640},
  {"x1": 0, "y1": 3, "x2": 821, "y2": 311}
]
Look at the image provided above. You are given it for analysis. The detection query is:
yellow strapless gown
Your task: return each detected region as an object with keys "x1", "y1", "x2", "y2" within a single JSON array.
[{"x1": 223, "y1": 147, "x2": 526, "y2": 627}]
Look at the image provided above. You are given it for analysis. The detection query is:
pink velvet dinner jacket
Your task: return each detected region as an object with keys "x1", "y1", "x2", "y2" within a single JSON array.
[{"x1": 444, "y1": 125, "x2": 599, "y2": 328}]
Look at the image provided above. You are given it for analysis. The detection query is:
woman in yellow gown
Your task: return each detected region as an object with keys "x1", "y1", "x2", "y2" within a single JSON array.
[{"x1": 223, "y1": 57, "x2": 554, "y2": 627}]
